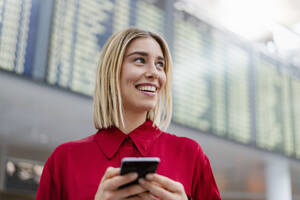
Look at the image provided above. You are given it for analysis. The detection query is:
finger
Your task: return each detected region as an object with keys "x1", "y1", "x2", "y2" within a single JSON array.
[
  {"x1": 102, "y1": 167, "x2": 120, "y2": 181},
  {"x1": 138, "y1": 191, "x2": 159, "y2": 200},
  {"x1": 115, "y1": 184, "x2": 147, "y2": 199},
  {"x1": 138, "y1": 178, "x2": 173, "y2": 200},
  {"x1": 125, "y1": 195, "x2": 142, "y2": 200},
  {"x1": 146, "y1": 173, "x2": 183, "y2": 192},
  {"x1": 99, "y1": 167, "x2": 120, "y2": 190},
  {"x1": 104, "y1": 172, "x2": 138, "y2": 190}
]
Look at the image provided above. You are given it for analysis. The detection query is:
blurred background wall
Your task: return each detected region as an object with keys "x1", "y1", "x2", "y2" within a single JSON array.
[{"x1": 0, "y1": 0, "x2": 300, "y2": 199}]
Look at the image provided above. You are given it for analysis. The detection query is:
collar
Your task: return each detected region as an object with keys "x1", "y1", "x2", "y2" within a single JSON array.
[{"x1": 94, "y1": 120, "x2": 162, "y2": 159}]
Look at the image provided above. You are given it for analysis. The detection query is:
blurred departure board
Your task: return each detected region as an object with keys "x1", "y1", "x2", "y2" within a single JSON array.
[
  {"x1": 172, "y1": 10, "x2": 300, "y2": 159},
  {"x1": 173, "y1": 12, "x2": 213, "y2": 132},
  {"x1": 211, "y1": 31, "x2": 227, "y2": 137},
  {"x1": 135, "y1": 0, "x2": 164, "y2": 35},
  {"x1": 281, "y1": 69, "x2": 294, "y2": 156},
  {"x1": 255, "y1": 56, "x2": 284, "y2": 152},
  {"x1": 173, "y1": 11, "x2": 252, "y2": 144},
  {"x1": 47, "y1": 0, "x2": 164, "y2": 95},
  {"x1": 0, "y1": 0, "x2": 38, "y2": 75},
  {"x1": 291, "y1": 76, "x2": 300, "y2": 159},
  {"x1": 255, "y1": 60, "x2": 300, "y2": 157},
  {"x1": 226, "y1": 44, "x2": 251, "y2": 143},
  {"x1": 47, "y1": 0, "x2": 114, "y2": 95}
]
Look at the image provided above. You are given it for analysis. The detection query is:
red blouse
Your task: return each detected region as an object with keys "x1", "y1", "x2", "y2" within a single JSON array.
[{"x1": 36, "y1": 120, "x2": 221, "y2": 200}]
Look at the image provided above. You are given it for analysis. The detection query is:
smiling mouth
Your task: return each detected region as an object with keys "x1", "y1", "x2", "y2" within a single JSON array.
[
  {"x1": 134, "y1": 85, "x2": 158, "y2": 97},
  {"x1": 136, "y1": 85, "x2": 157, "y2": 93}
]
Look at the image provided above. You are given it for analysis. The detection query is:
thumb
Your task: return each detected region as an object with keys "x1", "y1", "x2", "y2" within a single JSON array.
[{"x1": 101, "y1": 167, "x2": 120, "y2": 183}]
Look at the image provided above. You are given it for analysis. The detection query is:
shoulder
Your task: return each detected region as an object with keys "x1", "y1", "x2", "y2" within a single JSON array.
[
  {"x1": 159, "y1": 131, "x2": 204, "y2": 155},
  {"x1": 159, "y1": 131, "x2": 201, "y2": 147},
  {"x1": 47, "y1": 133, "x2": 97, "y2": 164},
  {"x1": 55, "y1": 134, "x2": 95, "y2": 152}
]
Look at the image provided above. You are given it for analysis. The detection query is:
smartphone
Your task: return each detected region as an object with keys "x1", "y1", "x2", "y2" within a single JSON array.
[{"x1": 119, "y1": 157, "x2": 160, "y2": 188}]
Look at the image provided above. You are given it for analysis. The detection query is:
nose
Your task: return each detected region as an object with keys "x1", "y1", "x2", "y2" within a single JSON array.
[{"x1": 145, "y1": 62, "x2": 159, "y2": 79}]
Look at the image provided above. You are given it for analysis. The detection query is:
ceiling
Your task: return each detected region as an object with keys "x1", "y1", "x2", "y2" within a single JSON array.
[
  {"x1": 175, "y1": 0, "x2": 300, "y2": 64},
  {"x1": 175, "y1": 0, "x2": 300, "y2": 40}
]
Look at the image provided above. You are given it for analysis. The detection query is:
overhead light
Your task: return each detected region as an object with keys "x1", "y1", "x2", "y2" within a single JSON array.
[
  {"x1": 292, "y1": 22, "x2": 300, "y2": 34},
  {"x1": 266, "y1": 41, "x2": 277, "y2": 54},
  {"x1": 175, "y1": 0, "x2": 298, "y2": 41},
  {"x1": 215, "y1": 0, "x2": 296, "y2": 41},
  {"x1": 272, "y1": 24, "x2": 300, "y2": 51}
]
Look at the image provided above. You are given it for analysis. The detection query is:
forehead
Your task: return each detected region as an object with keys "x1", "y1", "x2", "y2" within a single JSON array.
[{"x1": 125, "y1": 37, "x2": 164, "y2": 57}]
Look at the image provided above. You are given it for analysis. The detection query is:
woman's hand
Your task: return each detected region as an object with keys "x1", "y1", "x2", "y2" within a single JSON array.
[
  {"x1": 138, "y1": 174, "x2": 188, "y2": 200},
  {"x1": 94, "y1": 167, "x2": 147, "y2": 200}
]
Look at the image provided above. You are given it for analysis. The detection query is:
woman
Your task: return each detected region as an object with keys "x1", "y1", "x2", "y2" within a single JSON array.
[{"x1": 36, "y1": 28, "x2": 221, "y2": 200}]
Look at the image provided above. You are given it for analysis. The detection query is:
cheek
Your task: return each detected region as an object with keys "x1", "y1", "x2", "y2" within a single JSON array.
[
  {"x1": 121, "y1": 68, "x2": 135, "y2": 86},
  {"x1": 122, "y1": 66, "x2": 141, "y2": 83},
  {"x1": 160, "y1": 72, "x2": 167, "y2": 88}
]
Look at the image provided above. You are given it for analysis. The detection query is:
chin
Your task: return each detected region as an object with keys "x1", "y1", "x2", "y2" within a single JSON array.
[
  {"x1": 138, "y1": 102, "x2": 156, "y2": 112},
  {"x1": 143, "y1": 104, "x2": 156, "y2": 111}
]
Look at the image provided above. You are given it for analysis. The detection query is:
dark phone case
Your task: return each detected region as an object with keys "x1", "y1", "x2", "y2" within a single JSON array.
[{"x1": 119, "y1": 161, "x2": 159, "y2": 189}]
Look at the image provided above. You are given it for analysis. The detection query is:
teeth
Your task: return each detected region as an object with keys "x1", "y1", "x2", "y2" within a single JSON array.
[{"x1": 137, "y1": 85, "x2": 156, "y2": 92}]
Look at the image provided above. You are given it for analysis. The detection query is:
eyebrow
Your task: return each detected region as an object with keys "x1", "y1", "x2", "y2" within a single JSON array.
[{"x1": 126, "y1": 51, "x2": 165, "y2": 61}]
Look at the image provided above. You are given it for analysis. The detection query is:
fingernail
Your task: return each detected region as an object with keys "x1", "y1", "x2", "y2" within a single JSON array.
[
  {"x1": 138, "y1": 178, "x2": 146, "y2": 184},
  {"x1": 146, "y1": 174, "x2": 154, "y2": 180},
  {"x1": 131, "y1": 173, "x2": 138, "y2": 179}
]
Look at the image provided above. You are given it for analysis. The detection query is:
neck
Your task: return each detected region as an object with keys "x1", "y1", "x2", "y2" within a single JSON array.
[{"x1": 119, "y1": 110, "x2": 147, "y2": 134}]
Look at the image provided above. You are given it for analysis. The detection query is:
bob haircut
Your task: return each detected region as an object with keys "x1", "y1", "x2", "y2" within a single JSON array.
[{"x1": 93, "y1": 27, "x2": 172, "y2": 131}]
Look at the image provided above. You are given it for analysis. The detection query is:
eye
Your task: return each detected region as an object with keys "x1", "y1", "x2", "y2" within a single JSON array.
[
  {"x1": 156, "y1": 61, "x2": 165, "y2": 69},
  {"x1": 134, "y1": 57, "x2": 145, "y2": 64}
]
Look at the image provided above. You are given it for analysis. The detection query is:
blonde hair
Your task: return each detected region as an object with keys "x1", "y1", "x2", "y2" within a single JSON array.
[{"x1": 93, "y1": 28, "x2": 172, "y2": 131}]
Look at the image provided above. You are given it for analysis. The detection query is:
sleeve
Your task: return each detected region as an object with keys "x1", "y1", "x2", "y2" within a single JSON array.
[
  {"x1": 192, "y1": 146, "x2": 222, "y2": 200},
  {"x1": 36, "y1": 154, "x2": 61, "y2": 200}
]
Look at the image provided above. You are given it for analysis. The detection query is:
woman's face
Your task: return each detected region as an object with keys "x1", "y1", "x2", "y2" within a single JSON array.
[{"x1": 120, "y1": 37, "x2": 166, "y2": 114}]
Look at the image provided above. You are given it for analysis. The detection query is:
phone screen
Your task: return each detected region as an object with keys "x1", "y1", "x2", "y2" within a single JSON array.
[{"x1": 119, "y1": 157, "x2": 160, "y2": 188}]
